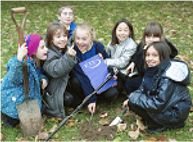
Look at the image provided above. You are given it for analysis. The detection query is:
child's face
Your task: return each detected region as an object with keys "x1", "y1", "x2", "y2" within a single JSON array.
[
  {"x1": 145, "y1": 46, "x2": 160, "y2": 67},
  {"x1": 58, "y1": 8, "x2": 74, "y2": 26},
  {"x1": 116, "y1": 22, "x2": 130, "y2": 43},
  {"x1": 75, "y1": 28, "x2": 92, "y2": 52},
  {"x1": 145, "y1": 35, "x2": 160, "y2": 46},
  {"x1": 53, "y1": 29, "x2": 68, "y2": 49},
  {"x1": 36, "y1": 40, "x2": 48, "y2": 61}
]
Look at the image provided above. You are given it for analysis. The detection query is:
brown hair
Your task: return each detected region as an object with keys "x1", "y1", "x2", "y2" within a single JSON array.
[
  {"x1": 46, "y1": 21, "x2": 68, "y2": 48},
  {"x1": 58, "y1": 5, "x2": 74, "y2": 16},
  {"x1": 142, "y1": 21, "x2": 164, "y2": 45},
  {"x1": 111, "y1": 19, "x2": 135, "y2": 45},
  {"x1": 145, "y1": 41, "x2": 171, "y2": 64}
]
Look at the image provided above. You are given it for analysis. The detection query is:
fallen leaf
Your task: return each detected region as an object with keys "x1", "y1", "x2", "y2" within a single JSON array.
[
  {"x1": 48, "y1": 124, "x2": 58, "y2": 133},
  {"x1": 143, "y1": 136, "x2": 157, "y2": 142},
  {"x1": 190, "y1": 106, "x2": 193, "y2": 112},
  {"x1": 117, "y1": 122, "x2": 127, "y2": 132},
  {"x1": 0, "y1": 133, "x2": 4, "y2": 141},
  {"x1": 189, "y1": 128, "x2": 193, "y2": 132},
  {"x1": 99, "y1": 117, "x2": 110, "y2": 126},
  {"x1": 130, "y1": 123, "x2": 138, "y2": 131},
  {"x1": 37, "y1": 132, "x2": 49, "y2": 140},
  {"x1": 16, "y1": 136, "x2": 29, "y2": 142},
  {"x1": 136, "y1": 119, "x2": 146, "y2": 131},
  {"x1": 66, "y1": 118, "x2": 76, "y2": 127},
  {"x1": 100, "y1": 112, "x2": 108, "y2": 118},
  {"x1": 128, "y1": 128, "x2": 140, "y2": 140},
  {"x1": 157, "y1": 135, "x2": 167, "y2": 141},
  {"x1": 168, "y1": 138, "x2": 177, "y2": 142}
]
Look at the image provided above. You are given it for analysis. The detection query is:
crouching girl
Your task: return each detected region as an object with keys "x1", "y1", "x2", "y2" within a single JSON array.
[
  {"x1": 123, "y1": 41, "x2": 192, "y2": 132},
  {"x1": 1, "y1": 34, "x2": 48, "y2": 127}
]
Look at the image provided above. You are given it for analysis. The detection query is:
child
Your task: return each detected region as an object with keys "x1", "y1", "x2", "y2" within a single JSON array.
[
  {"x1": 104, "y1": 19, "x2": 137, "y2": 75},
  {"x1": 57, "y1": 5, "x2": 76, "y2": 47},
  {"x1": 43, "y1": 21, "x2": 77, "y2": 119},
  {"x1": 71, "y1": 23, "x2": 119, "y2": 114},
  {"x1": 123, "y1": 21, "x2": 178, "y2": 95},
  {"x1": 123, "y1": 41, "x2": 192, "y2": 132},
  {"x1": 1, "y1": 34, "x2": 48, "y2": 127}
]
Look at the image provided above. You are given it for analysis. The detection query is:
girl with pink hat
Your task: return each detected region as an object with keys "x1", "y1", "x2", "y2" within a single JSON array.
[{"x1": 1, "y1": 34, "x2": 48, "y2": 127}]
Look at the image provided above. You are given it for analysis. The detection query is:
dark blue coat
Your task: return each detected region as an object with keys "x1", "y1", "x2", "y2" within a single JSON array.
[
  {"x1": 128, "y1": 59, "x2": 192, "y2": 128},
  {"x1": 72, "y1": 41, "x2": 108, "y2": 103}
]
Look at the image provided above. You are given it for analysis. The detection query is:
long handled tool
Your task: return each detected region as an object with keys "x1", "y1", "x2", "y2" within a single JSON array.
[
  {"x1": 45, "y1": 72, "x2": 116, "y2": 141},
  {"x1": 11, "y1": 7, "x2": 42, "y2": 137},
  {"x1": 11, "y1": 7, "x2": 27, "y2": 45}
]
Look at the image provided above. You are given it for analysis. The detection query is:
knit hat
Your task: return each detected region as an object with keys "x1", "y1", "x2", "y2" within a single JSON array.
[{"x1": 25, "y1": 34, "x2": 41, "y2": 57}]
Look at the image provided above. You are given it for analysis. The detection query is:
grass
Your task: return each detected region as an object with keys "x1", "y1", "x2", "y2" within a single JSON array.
[{"x1": 1, "y1": 1, "x2": 193, "y2": 141}]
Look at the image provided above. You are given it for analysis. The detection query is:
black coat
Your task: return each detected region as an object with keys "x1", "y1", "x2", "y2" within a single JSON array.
[{"x1": 128, "y1": 59, "x2": 192, "y2": 128}]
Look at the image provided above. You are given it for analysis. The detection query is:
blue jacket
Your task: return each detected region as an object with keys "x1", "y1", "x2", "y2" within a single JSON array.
[
  {"x1": 68, "y1": 22, "x2": 76, "y2": 38},
  {"x1": 73, "y1": 41, "x2": 108, "y2": 103},
  {"x1": 1, "y1": 56, "x2": 44, "y2": 119},
  {"x1": 128, "y1": 59, "x2": 192, "y2": 128}
]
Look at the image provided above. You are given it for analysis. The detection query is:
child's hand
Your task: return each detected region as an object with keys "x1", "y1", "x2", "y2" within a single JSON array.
[
  {"x1": 17, "y1": 43, "x2": 27, "y2": 61},
  {"x1": 122, "y1": 99, "x2": 129, "y2": 108},
  {"x1": 67, "y1": 44, "x2": 76, "y2": 57},
  {"x1": 41, "y1": 79, "x2": 48, "y2": 90},
  {"x1": 126, "y1": 62, "x2": 135, "y2": 74},
  {"x1": 88, "y1": 102, "x2": 96, "y2": 114},
  {"x1": 98, "y1": 53, "x2": 103, "y2": 59}
]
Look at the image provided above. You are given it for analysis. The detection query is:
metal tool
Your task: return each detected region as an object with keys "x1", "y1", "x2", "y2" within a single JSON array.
[{"x1": 109, "y1": 107, "x2": 128, "y2": 126}]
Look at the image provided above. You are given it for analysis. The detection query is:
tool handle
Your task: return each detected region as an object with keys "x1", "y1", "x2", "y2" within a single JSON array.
[{"x1": 11, "y1": 7, "x2": 26, "y2": 13}]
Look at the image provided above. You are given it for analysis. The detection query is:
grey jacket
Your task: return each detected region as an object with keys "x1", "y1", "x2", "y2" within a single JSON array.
[
  {"x1": 43, "y1": 46, "x2": 77, "y2": 118},
  {"x1": 104, "y1": 37, "x2": 137, "y2": 74}
]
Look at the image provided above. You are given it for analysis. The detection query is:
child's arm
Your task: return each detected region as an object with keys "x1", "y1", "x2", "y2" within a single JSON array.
[
  {"x1": 43, "y1": 50, "x2": 77, "y2": 78},
  {"x1": 128, "y1": 79, "x2": 175, "y2": 112},
  {"x1": 104, "y1": 42, "x2": 137, "y2": 69},
  {"x1": 3, "y1": 56, "x2": 24, "y2": 85}
]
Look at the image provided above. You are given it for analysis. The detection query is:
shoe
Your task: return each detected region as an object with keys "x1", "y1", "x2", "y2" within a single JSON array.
[{"x1": 1, "y1": 113, "x2": 19, "y2": 127}]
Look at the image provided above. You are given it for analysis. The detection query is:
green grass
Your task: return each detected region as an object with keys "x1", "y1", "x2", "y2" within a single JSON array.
[{"x1": 1, "y1": 1, "x2": 193, "y2": 141}]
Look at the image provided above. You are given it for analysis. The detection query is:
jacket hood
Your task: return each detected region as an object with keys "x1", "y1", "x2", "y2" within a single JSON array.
[{"x1": 164, "y1": 59, "x2": 191, "y2": 85}]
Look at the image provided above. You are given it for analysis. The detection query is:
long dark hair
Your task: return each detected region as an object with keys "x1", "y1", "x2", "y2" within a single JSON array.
[{"x1": 111, "y1": 19, "x2": 134, "y2": 45}]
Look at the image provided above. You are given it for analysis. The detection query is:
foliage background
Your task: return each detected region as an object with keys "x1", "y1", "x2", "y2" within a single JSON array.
[{"x1": 1, "y1": 1, "x2": 193, "y2": 141}]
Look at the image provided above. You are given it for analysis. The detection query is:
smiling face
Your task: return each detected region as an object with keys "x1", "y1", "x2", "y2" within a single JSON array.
[
  {"x1": 58, "y1": 7, "x2": 74, "y2": 26},
  {"x1": 52, "y1": 29, "x2": 68, "y2": 49},
  {"x1": 145, "y1": 45, "x2": 160, "y2": 67},
  {"x1": 35, "y1": 40, "x2": 48, "y2": 61},
  {"x1": 116, "y1": 22, "x2": 130, "y2": 43},
  {"x1": 75, "y1": 28, "x2": 92, "y2": 52}
]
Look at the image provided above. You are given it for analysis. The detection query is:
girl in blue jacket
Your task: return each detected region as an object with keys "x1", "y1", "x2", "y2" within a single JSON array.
[
  {"x1": 1, "y1": 34, "x2": 48, "y2": 127},
  {"x1": 71, "y1": 23, "x2": 119, "y2": 114},
  {"x1": 123, "y1": 41, "x2": 192, "y2": 132}
]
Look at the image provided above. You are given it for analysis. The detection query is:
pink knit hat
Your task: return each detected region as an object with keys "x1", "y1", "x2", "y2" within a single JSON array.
[{"x1": 25, "y1": 34, "x2": 41, "y2": 57}]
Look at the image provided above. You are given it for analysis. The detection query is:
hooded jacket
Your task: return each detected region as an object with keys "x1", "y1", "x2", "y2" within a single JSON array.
[{"x1": 128, "y1": 59, "x2": 192, "y2": 128}]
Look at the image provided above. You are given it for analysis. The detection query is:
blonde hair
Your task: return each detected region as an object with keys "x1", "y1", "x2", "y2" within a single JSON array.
[
  {"x1": 75, "y1": 23, "x2": 96, "y2": 41},
  {"x1": 58, "y1": 5, "x2": 74, "y2": 16}
]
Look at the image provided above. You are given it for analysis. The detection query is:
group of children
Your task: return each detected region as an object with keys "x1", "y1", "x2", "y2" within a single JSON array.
[{"x1": 1, "y1": 5, "x2": 192, "y2": 133}]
